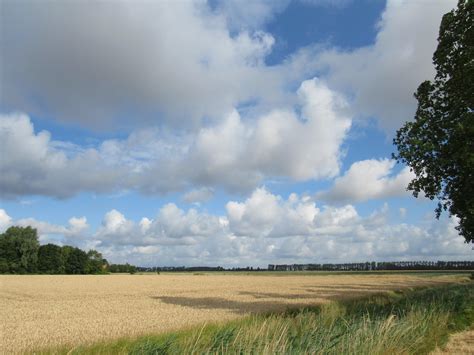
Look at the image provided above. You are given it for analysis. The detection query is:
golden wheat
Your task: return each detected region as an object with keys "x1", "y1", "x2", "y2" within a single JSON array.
[{"x1": 0, "y1": 273, "x2": 464, "y2": 353}]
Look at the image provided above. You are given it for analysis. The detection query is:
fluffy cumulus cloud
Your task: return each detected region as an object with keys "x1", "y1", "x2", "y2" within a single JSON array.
[
  {"x1": 1, "y1": 0, "x2": 467, "y2": 266},
  {"x1": 0, "y1": 209, "x2": 12, "y2": 230},
  {"x1": 188, "y1": 79, "x2": 350, "y2": 189},
  {"x1": 317, "y1": 159, "x2": 415, "y2": 203},
  {"x1": 0, "y1": 209, "x2": 90, "y2": 246},
  {"x1": 1, "y1": 0, "x2": 285, "y2": 129},
  {"x1": 0, "y1": 0, "x2": 456, "y2": 199},
  {"x1": 317, "y1": 0, "x2": 457, "y2": 131},
  {"x1": 1, "y1": 187, "x2": 470, "y2": 266},
  {"x1": 2, "y1": 0, "x2": 454, "y2": 133},
  {"x1": 226, "y1": 188, "x2": 320, "y2": 238},
  {"x1": 0, "y1": 79, "x2": 350, "y2": 198},
  {"x1": 96, "y1": 204, "x2": 225, "y2": 248},
  {"x1": 0, "y1": 114, "x2": 124, "y2": 198}
]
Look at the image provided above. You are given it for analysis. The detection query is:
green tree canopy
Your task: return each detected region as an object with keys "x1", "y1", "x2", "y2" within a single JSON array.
[
  {"x1": 109, "y1": 263, "x2": 137, "y2": 274},
  {"x1": 0, "y1": 226, "x2": 112, "y2": 274},
  {"x1": 393, "y1": 0, "x2": 473, "y2": 243},
  {"x1": 0, "y1": 226, "x2": 39, "y2": 273},
  {"x1": 38, "y1": 243, "x2": 64, "y2": 274},
  {"x1": 86, "y1": 249, "x2": 108, "y2": 274},
  {"x1": 64, "y1": 246, "x2": 88, "y2": 274}
]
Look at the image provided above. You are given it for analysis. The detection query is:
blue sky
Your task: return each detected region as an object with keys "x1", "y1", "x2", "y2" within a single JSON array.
[{"x1": 0, "y1": 0, "x2": 471, "y2": 266}]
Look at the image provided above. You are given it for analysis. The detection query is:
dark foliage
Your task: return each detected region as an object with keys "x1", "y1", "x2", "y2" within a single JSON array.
[
  {"x1": 109, "y1": 263, "x2": 137, "y2": 274},
  {"x1": 0, "y1": 226, "x2": 110, "y2": 274},
  {"x1": 64, "y1": 247, "x2": 89, "y2": 274},
  {"x1": 0, "y1": 226, "x2": 39, "y2": 273},
  {"x1": 393, "y1": 0, "x2": 474, "y2": 242},
  {"x1": 86, "y1": 249, "x2": 108, "y2": 274},
  {"x1": 38, "y1": 243, "x2": 64, "y2": 274}
]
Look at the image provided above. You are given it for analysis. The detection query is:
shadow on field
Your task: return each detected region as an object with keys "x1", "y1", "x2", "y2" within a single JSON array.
[
  {"x1": 152, "y1": 286, "x2": 392, "y2": 314},
  {"x1": 237, "y1": 291, "x2": 334, "y2": 299},
  {"x1": 152, "y1": 296, "x2": 319, "y2": 314},
  {"x1": 237, "y1": 287, "x2": 388, "y2": 301},
  {"x1": 303, "y1": 284, "x2": 395, "y2": 292},
  {"x1": 151, "y1": 280, "x2": 443, "y2": 314},
  {"x1": 302, "y1": 280, "x2": 429, "y2": 292}
]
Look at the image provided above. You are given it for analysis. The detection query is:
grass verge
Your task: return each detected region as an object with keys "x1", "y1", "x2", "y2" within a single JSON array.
[{"x1": 46, "y1": 282, "x2": 473, "y2": 354}]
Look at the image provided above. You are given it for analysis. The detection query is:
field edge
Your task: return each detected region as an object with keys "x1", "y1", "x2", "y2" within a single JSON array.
[{"x1": 39, "y1": 281, "x2": 474, "y2": 355}]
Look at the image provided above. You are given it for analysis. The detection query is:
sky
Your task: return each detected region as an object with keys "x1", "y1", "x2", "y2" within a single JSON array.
[{"x1": 0, "y1": 0, "x2": 472, "y2": 267}]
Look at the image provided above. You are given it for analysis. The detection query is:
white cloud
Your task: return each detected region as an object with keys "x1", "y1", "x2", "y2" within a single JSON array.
[
  {"x1": 183, "y1": 188, "x2": 215, "y2": 204},
  {"x1": 1, "y1": 0, "x2": 468, "y2": 267},
  {"x1": 226, "y1": 187, "x2": 284, "y2": 237},
  {"x1": 246, "y1": 78, "x2": 351, "y2": 180},
  {"x1": 178, "y1": 78, "x2": 350, "y2": 191},
  {"x1": 0, "y1": 0, "x2": 457, "y2": 202},
  {"x1": 95, "y1": 204, "x2": 224, "y2": 249},
  {"x1": 153, "y1": 203, "x2": 223, "y2": 240},
  {"x1": 0, "y1": 209, "x2": 12, "y2": 231},
  {"x1": 317, "y1": 159, "x2": 414, "y2": 203},
  {"x1": 67, "y1": 217, "x2": 88, "y2": 234},
  {"x1": 0, "y1": 188, "x2": 471, "y2": 266},
  {"x1": 0, "y1": 113, "x2": 124, "y2": 198},
  {"x1": 1, "y1": 0, "x2": 287, "y2": 129},
  {"x1": 132, "y1": 246, "x2": 160, "y2": 255},
  {"x1": 318, "y1": 0, "x2": 457, "y2": 131},
  {"x1": 1, "y1": 0, "x2": 456, "y2": 136},
  {"x1": 96, "y1": 210, "x2": 134, "y2": 238},
  {"x1": 1, "y1": 79, "x2": 350, "y2": 198},
  {"x1": 0, "y1": 210, "x2": 90, "y2": 246},
  {"x1": 139, "y1": 218, "x2": 152, "y2": 234}
]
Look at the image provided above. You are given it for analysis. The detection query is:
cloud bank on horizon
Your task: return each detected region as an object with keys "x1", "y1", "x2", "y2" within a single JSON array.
[
  {"x1": 1, "y1": 0, "x2": 471, "y2": 266},
  {"x1": 0, "y1": 192, "x2": 470, "y2": 267}
]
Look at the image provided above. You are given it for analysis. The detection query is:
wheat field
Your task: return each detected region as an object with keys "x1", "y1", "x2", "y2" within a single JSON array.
[{"x1": 0, "y1": 273, "x2": 465, "y2": 353}]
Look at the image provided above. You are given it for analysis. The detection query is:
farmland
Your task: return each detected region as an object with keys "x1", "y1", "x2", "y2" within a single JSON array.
[{"x1": 1, "y1": 272, "x2": 470, "y2": 353}]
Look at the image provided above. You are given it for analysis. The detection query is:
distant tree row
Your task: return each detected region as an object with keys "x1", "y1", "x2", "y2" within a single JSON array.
[
  {"x1": 268, "y1": 261, "x2": 474, "y2": 271},
  {"x1": 108, "y1": 263, "x2": 137, "y2": 274},
  {"x1": 0, "y1": 226, "x2": 109, "y2": 274},
  {"x1": 138, "y1": 266, "x2": 225, "y2": 272}
]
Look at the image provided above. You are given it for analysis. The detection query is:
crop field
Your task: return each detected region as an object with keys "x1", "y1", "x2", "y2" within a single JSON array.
[{"x1": 0, "y1": 272, "x2": 468, "y2": 353}]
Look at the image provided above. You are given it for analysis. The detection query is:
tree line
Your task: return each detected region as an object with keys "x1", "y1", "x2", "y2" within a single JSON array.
[
  {"x1": 108, "y1": 263, "x2": 137, "y2": 274},
  {"x1": 0, "y1": 226, "x2": 136, "y2": 274},
  {"x1": 268, "y1": 261, "x2": 474, "y2": 272}
]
